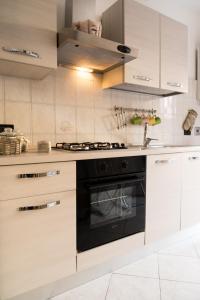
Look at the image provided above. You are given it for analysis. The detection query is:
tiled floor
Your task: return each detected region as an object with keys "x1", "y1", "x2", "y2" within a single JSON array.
[{"x1": 52, "y1": 234, "x2": 200, "y2": 300}]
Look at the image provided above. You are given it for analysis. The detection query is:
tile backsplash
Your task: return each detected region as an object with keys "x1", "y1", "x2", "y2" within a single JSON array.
[{"x1": 0, "y1": 66, "x2": 200, "y2": 146}]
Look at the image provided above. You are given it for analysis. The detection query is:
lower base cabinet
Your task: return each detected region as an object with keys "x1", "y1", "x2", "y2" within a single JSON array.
[
  {"x1": 145, "y1": 154, "x2": 182, "y2": 243},
  {"x1": 181, "y1": 152, "x2": 200, "y2": 229},
  {"x1": 0, "y1": 191, "x2": 76, "y2": 299}
]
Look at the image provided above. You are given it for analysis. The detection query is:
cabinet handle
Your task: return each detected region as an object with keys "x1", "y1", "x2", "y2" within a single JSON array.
[
  {"x1": 167, "y1": 82, "x2": 183, "y2": 88},
  {"x1": 133, "y1": 75, "x2": 152, "y2": 82},
  {"x1": 18, "y1": 170, "x2": 60, "y2": 179},
  {"x1": 188, "y1": 157, "x2": 200, "y2": 161},
  {"x1": 155, "y1": 159, "x2": 174, "y2": 164},
  {"x1": 18, "y1": 200, "x2": 60, "y2": 211},
  {"x1": 2, "y1": 47, "x2": 40, "y2": 59}
]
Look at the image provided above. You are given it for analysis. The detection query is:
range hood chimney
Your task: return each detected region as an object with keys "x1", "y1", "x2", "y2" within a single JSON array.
[{"x1": 57, "y1": 0, "x2": 138, "y2": 73}]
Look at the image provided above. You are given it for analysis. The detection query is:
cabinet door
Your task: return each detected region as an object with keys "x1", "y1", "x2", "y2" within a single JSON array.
[
  {"x1": 160, "y1": 15, "x2": 188, "y2": 93},
  {"x1": 124, "y1": 0, "x2": 160, "y2": 88},
  {"x1": 181, "y1": 152, "x2": 200, "y2": 228},
  {"x1": 0, "y1": 0, "x2": 57, "y2": 79},
  {"x1": 0, "y1": 23, "x2": 57, "y2": 69},
  {"x1": 146, "y1": 154, "x2": 181, "y2": 244},
  {"x1": 0, "y1": 0, "x2": 56, "y2": 31},
  {"x1": 0, "y1": 191, "x2": 76, "y2": 299}
]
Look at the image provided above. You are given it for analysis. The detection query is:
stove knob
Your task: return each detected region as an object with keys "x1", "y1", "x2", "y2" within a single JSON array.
[{"x1": 121, "y1": 160, "x2": 128, "y2": 169}]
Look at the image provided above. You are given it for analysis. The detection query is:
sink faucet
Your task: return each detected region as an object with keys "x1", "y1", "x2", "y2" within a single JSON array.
[{"x1": 143, "y1": 122, "x2": 158, "y2": 148}]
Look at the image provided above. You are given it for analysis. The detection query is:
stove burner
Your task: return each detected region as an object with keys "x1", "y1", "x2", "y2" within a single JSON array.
[{"x1": 53, "y1": 142, "x2": 127, "y2": 151}]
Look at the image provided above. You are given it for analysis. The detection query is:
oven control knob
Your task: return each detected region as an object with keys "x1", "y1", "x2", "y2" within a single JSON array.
[{"x1": 121, "y1": 160, "x2": 128, "y2": 169}]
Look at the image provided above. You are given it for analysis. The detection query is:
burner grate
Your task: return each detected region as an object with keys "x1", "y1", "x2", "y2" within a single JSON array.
[{"x1": 52, "y1": 142, "x2": 127, "y2": 151}]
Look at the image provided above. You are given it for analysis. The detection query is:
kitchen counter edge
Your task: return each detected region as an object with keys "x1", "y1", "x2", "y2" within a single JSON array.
[{"x1": 0, "y1": 146, "x2": 200, "y2": 166}]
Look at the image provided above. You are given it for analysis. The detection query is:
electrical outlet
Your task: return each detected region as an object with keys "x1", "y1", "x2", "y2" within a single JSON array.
[{"x1": 194, "y1": 127, "x2": 200, "y2": 136}]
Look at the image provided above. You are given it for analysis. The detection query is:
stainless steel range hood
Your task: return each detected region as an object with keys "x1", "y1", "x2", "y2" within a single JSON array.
[{"x1": 57, "y1": 0, "x2": 138, "y2": 73}]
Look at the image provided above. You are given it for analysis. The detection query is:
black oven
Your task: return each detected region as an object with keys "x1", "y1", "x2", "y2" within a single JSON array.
[{"x1": 77, "y1": 156, "x2": 146, "y2": 252}]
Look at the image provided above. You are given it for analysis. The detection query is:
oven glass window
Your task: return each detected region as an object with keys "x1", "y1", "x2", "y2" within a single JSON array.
[{"x1": 90, "y1": 181, "x2": 144, "y2": 228}]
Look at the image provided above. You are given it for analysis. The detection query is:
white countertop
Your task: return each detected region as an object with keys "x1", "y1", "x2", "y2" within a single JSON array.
[{"x1": 0, "y1": 145, "x2": 200, "y2": 166}]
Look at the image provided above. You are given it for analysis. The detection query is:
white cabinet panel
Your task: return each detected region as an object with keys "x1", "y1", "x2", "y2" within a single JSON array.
[
  {"x1": 124, "y1": 0, "x2": 160, "y2": 88},
  {"x1": 146, "y1": 154, "x2": 181, "y2": 243},
  {"x1": 160, "y1": 15, "x2": 188, "y2": 93},
  {"x1": 181, "y1": 152, "x2": 200, "y2": 228}
]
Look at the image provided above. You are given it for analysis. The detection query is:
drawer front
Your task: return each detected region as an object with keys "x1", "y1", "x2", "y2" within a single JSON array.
[
  {"x1": 0, "y1": 23, "x2": 57, "y2": 69},
  {"x1": 0, "y1": 161, "x2": 76, "y2": 200},
  {"x1": 0, "y1": 191, "x2": 76, "y2": 299}
]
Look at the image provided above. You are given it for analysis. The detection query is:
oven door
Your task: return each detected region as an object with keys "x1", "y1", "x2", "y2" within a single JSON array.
[{"x1": 77, "y1": 174, "x2": 145, "y2": 252}]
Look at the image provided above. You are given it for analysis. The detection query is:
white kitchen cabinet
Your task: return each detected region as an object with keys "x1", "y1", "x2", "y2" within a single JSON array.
[
  {"x1": 0, "y1": 191, "x2": 76, "y2": 299},
  {"x1": 0, "y1": 0, "x2": 57, "y2": 79},
  {"x1": 181, "y1": 152, "x2": 200, "y2": 228},
  {"x1": 160, "y1": 15, "x2": 188, "y2": 93},
  {"x1": 145, "y1": 154, "x2": 182, "y2": 244},
  {"x1": 102, "y1": 0, "x2": 160, "y2": 91}
]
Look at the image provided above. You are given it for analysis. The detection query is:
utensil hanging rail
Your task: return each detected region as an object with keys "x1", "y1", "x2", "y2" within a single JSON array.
[{"x1": 114, "y1": 106, "x2": 157, "y2": 114}]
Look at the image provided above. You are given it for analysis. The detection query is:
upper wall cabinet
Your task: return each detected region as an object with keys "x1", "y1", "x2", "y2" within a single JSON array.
[
  {"x1": 0, "y1": 0, "x2": 57, "y2": 80},
  {"x1": 102, "y1": 0, "x2": 188, "y2": 96},
  {"x1": 160, "y1": 15, "x2": 188, "y2": 93},
  {"x1": 102, "y1": 0, "x2": 160, "y2": 92}
]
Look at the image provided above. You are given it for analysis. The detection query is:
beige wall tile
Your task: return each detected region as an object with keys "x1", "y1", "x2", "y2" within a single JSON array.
[
  {"x1": 5, "y1": 77, "x2": 30, "y2": 102},
  {"x1": 56, "y1": 105, "x2": 76, "y2": 134},
  {"x1": 94, "y1": 109, "x2": 113, "y2": 134},
  {"x1": 55, "y1": 134, "x2": 77, "y2": 144},
  {"x1": 0, "y1": 101, "x2": 4, "y2": 123},
  {"x1": 77, "y1": 132, "x2": 95, "y2": 143},
  {"x1": 76, "y1": 75, "x2": 94, "y2": 107},
  {"x1": 32, "y1": 104, "x2": 55, "y2": 134},
  {"x1": 55, "y1": 67, "x2": 77, "y2": 106},
  {"x1": 77, "y1": 107, "x2": 95, "y2": 134},
  {"x1": 0, "y1": 76, "x2": 3, "y2": 101},
  {"x1": 31, "y1": 73, "x2": 55, "y2": 104},
  {"x1": 5, "y1": 101, "x2": 31, "y2": 134}
]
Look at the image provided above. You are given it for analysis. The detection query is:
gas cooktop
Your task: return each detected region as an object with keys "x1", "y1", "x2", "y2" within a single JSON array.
[{"x1": 52, "y1": 142, "x2": 127, "y2": 151}]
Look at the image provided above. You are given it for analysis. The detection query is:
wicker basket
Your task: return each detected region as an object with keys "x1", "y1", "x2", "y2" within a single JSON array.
[{"x1": 0, "y1": 136, "x2": 21, "y2": 155}]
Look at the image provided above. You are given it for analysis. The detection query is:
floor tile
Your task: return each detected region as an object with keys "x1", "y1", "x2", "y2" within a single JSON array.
[
  {"x1": 160, "y1": 280, "x2": 200, "y2": 300},
  {"x1": 158, "y1": 239, "x2": 198, "y2": 258},
  {"x1": 158, "y1": 254, "x2": 200, "y2": 283},
  {"x1": 106, "y1": 274, "x2": 160, "y2": 300},
  {"x1": 52, "y1": 274, "x2": 111, "y2": 300},
  {"x1": 114, "y1": 254, "x2": 159, "y2": 278},
  {"x1": 192, "y1": 236, "x2": 200, "y2": 258}
]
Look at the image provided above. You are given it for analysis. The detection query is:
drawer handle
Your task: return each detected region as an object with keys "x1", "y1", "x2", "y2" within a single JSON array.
[
  {"x1": 167, "y1": 82, "x2": 183, "y2": 88},
  {"x1": 18, "y1": 170, "x2": 60, "y2": 178},
  {"x1": 18, "y1": 200, "x2": 60, "y2": 211},
  {"x1": 133, "y1": 75, "x2": 152, "y2": 82},
  {"x1": 155, "y1": 159, "x2": 174, "y2": 164},
  {"x1": 188, "y1": 157, "x2": 200, "y2": 160},
  {"x1": 2, "y1": 47, "x2": 40, "y2": 59}
]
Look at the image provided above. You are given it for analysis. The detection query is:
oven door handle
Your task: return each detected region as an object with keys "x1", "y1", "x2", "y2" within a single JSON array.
[{"x1": 87, "y1": 177, "x2": 144, "y2": 190}]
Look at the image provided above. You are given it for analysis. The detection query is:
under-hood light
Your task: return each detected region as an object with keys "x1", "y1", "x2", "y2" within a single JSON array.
[{"x1": 75, "y1": 67, "x2": 94, "y2": 73}]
